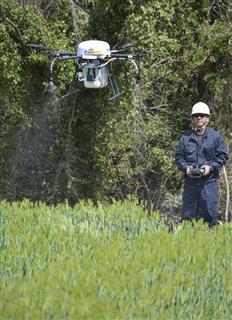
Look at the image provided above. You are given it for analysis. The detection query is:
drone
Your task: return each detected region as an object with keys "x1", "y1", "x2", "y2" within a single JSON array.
[{"x1": 28, "y1": 40, "x2": 152, "y2": 100}]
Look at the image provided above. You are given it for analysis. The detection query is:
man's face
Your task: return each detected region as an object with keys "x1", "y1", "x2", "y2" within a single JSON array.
[{"x1": 192, "y1": 114, "x2": 209, "y2": 129}]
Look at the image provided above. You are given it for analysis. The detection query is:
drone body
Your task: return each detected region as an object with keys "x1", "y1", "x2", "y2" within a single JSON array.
[
  {"x1": 28, "y1": 40, "x2": 149, "y2": 100},
  {"x1": 77, "y1": 40, "x2": 111, "y2": 89}
]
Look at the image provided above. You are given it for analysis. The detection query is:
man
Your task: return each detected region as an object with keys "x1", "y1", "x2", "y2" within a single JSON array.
[{"x1": 175, "y1": 102, "x2": 228, "y2": 227}]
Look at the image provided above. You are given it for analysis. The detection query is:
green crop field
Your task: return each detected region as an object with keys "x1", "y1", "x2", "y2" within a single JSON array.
[{"x1": 1, "y1": 200, "x2": 232, "y2": 319}]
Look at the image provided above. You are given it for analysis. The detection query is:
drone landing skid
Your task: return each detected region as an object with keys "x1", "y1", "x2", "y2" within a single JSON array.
[
  {"x1": 109, "y1": 91, "x2": 124, "y2": 101},
  {"x1": 107, "y1": 65, "x2": 124, "y2": 101}
]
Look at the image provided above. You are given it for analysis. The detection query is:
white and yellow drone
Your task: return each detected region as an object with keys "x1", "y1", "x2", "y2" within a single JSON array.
[{"x1": 28, "y1": 40, "x2": 151, "y2": 100}]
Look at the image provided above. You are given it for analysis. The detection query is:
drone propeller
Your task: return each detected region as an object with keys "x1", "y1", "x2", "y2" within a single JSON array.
[
  {"x1": 27, "y1": 43, "x2": 44, "y2": 49},
  {"x1": 27, "y1": 43, "x2": 76, "y2": 59},
  {"x1": 140, "y1": 49, "x2": 154, "y2": 55},
  {"x1": 111, "y1": 40, "x2": 137, "y2": 51},
  {"x1": 111, "y1": 41, "x2": 137, "y2": 53},
  {"x1": 111, "y1": 49, "x2": 154, "y2": 60}
]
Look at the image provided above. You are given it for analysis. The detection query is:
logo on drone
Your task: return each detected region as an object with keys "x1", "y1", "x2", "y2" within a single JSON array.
[{"x1": 86, "y1": 48, "x2": 103, "y2": 55}]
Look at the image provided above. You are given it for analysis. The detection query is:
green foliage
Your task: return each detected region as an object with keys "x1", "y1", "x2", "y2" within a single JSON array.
[
  {"x1": 1, "y1": 200, "x2": 232, "y2": 319},
  {"x1": 0, "y1": 0, "x2": 87, "y2": 202}
]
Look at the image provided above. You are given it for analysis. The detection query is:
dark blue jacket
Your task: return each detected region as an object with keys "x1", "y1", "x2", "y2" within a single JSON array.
[{"x1": 175, "y1": 127, "x2": 228, "y2": 181}]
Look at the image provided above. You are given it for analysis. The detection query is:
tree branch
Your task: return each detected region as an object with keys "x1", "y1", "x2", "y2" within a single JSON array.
[
  {"x1": 67, "y1": 0, "x2": 80, "y2": 42},
  {"x1": 0, "y1": 4, "x2": 25, "y2": 48}
]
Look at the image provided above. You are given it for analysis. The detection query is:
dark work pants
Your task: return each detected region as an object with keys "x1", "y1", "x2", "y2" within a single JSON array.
[{"x1": 182, "y1": 179, "x2": 219, "y2": 227}]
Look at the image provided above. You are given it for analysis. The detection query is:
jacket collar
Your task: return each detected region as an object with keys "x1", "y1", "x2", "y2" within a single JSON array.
[{"x1": 189, "y1": 127, "x2": 208, "y2": 142}]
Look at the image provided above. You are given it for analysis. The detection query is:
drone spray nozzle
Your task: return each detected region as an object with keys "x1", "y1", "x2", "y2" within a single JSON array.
[{"x1": 46, "y1": 80, "x2": 58, "y2": 94}]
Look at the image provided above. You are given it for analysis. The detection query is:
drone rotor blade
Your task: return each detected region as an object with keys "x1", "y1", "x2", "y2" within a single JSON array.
[
  {"x1": 58, "y1": 51, "x2": 75, "y2": 56},
  {"x1": 27, "y1": 43, "x2": 77, "y2": 59},
  {"x1": 124, "y1": 40, "x2": 137, "y2": 48},
  {"x1": 112, "y1": 40, "x2": 138, "y2": 52},
  {"x1": 140, "y1": 49, "x2": 155, "y2": 55},
  {"x1": 27, "y1": 43, "x2": 57, "y2": 56},
  {"x1": 27, "y1": 43, "x2": 44, "y2": 49}
]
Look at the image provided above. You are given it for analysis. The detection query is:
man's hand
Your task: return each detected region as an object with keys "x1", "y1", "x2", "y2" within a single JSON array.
[
  {"x1": 201, "y1": 165, "x2": 212, "y2": 176},
  {"x1": 186, "y1": 165, "x2": 193, "y2": 175}
]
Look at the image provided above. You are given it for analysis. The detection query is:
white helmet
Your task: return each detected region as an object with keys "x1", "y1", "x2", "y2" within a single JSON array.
[{"x1": 191, "y1": 102, "x2": 210, "y2": 116}]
